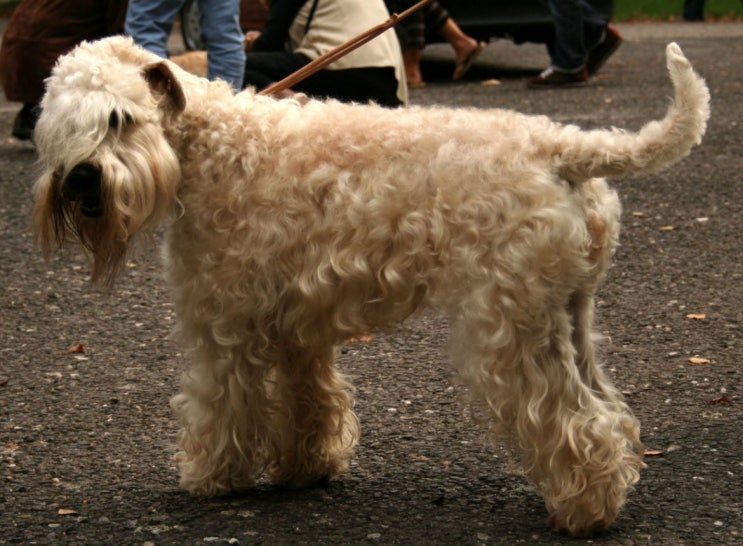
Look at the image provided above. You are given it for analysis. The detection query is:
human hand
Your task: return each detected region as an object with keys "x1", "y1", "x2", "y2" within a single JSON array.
[{"x1": 244, "y1": 31, "x2": 261, "y2": 52}]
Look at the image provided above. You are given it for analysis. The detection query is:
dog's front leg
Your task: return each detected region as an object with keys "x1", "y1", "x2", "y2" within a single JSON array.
[
  {"x1": 170, "y1": 335, "x2": 281, "y2": 495},
  {"x1": 268, "y1": 344, "x2": 360, "y2": 487}
]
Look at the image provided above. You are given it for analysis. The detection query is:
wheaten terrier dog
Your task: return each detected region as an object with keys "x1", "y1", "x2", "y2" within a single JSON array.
[{"x1": 33, "y1": 36, "x2": 709, "y2": 536}]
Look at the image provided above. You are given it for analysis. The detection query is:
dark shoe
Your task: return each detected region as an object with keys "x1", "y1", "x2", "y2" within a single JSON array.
[
  {"x1": 527, "y1": 66, "x2": 588, "y2": 89},
  {"x1": 12, "y1": 102, "x2": 40, "y2": 141},
  {"x1": 586, "y1": 25, "x2": 622, "y2": 76}
]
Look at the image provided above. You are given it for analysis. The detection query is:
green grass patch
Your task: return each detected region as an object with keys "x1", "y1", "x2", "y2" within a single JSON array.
[{"x1": 614, "y1": 0, "x2": 743, "y2": 20}]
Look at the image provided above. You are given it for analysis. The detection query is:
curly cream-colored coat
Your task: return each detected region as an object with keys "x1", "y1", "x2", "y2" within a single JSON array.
[{"x1": 33, "y1": 36, "x2": 709, "y2": 536}]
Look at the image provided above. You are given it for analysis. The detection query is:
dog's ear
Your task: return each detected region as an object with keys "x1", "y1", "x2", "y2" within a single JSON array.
[{"x1": 144, "y1": 62, "x2": 186, "y2": 113}]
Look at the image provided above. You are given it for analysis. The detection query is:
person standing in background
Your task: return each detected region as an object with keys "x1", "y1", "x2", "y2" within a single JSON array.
[
  {"x1": 528, "y1": 0, "x2": 622, "y2": 88},
  {"x1": 125, "y1": 0, "x2": 245, "y2": 90},
  {"x1": 683, "y1": 0, "x2": 706, "y2": 21},
  {"x1": 385, "y1": 0, "x2": 485, "y2": 88},
  {"x1": 0, "y1": 0, "x2": 128, "y2": 141}
]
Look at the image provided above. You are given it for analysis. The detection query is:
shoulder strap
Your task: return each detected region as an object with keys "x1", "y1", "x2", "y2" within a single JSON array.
[{"x1": 304, "y1": 0, "x2": 320, "y2": 34}]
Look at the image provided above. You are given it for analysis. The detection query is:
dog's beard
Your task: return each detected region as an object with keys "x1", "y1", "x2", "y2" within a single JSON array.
[{"x1": 34, "y1": 124, "x2": 180, "y2": 284}]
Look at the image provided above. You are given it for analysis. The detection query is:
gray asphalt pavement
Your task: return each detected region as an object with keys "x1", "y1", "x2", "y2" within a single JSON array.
[{"x1": 1, "y1": 22, "x2": 742, "y2": 545}]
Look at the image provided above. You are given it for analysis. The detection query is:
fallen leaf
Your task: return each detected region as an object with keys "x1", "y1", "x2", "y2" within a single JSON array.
[
  {"x1": 644, "y1": 449, "x2": 664, "y2": 457},
  {"x1": 659, "y1": 225, "x2": 675, "y2": 231},
  {"x1": 710, "y1": 396, "x2": 731, "y2": 405},
  {"x1": 67, "y1": 343, "x2": 85, "y2": 354},
  {"x1": 58, "y1": 508, "x2": 77, "y2": 516},
  {"x1": 689, "y1": 356, "x2": 710, "y2": 365},
  {"x1": 686, "y1": 313, "x2": 707, "y2": 320}
]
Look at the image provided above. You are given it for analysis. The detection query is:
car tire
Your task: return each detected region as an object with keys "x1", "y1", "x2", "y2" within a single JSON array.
[{"x1": 180, "y1": 0, "x2": 204, "y2": 51}]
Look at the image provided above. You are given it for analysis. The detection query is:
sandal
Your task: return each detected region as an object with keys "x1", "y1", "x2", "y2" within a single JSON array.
[{"x1": 453, "y1": 41, "x2": 486, "y2": 81}]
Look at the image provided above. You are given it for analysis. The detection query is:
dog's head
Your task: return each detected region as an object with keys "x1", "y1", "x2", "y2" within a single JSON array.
[{"x1": 33, "y1": 36, "x2": 186, "y2": 284}]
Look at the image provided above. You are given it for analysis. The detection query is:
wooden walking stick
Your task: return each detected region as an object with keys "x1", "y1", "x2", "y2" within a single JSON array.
[{"x1": 258, "y1": 0, "x2": 433, "y2": 97}]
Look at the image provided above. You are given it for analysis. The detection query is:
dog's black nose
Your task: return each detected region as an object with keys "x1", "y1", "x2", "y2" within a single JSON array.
[{"x1": 64, "y1": 163, "x2": 103, "y2": 217}]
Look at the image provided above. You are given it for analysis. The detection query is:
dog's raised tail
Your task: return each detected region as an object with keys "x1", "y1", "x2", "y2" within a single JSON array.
[{"x1": 557, "y1": 42, "x2": 710, "y2": 181}]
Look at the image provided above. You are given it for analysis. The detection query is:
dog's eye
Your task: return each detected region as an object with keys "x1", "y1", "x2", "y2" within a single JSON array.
[{"x1": 108, "y1": 111, "x2": 133, "y2": 129}]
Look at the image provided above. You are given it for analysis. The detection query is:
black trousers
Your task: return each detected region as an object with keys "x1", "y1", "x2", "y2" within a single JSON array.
[{"x1": 244, "y1": 51, "x2": 402, "y2": 107}]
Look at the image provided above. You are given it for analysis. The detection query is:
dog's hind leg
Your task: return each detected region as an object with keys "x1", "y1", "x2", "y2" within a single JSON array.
[
  {"x1": 268, "y1": 344, "x2": 360, "y2": 487},
  {"x1": 451, "y1": 292, "x2": 643, "y2": 537},
  {"x1": 548, "y1": 289, "x2": 645, "y2": 535}
]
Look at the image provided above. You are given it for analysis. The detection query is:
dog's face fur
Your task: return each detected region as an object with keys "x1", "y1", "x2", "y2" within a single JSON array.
[{"x1": 33, "y1": 38, "x2": 185, "y2": 283}]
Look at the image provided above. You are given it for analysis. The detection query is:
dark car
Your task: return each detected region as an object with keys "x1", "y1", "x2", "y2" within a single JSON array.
[{"x1": 180, "y1": 0, "x2": 613, "y2": 52}]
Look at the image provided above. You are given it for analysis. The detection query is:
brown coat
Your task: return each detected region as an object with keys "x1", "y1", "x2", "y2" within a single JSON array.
[{"x1": 0, "y1": 0, "x2": 127, "y2": 103}]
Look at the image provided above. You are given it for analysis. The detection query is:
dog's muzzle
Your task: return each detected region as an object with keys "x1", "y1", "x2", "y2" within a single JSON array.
[{"x1": 63, "y1": 163, "x2": 103, "y2": 218}]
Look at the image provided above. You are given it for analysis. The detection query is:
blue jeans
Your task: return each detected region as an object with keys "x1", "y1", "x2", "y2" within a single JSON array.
[
  {"x1": 545, "y1": 0, "x2": 607, "y2": 72},
  {"x1": 125, "y1": 0, "x2": 245, "y2": 90}
]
